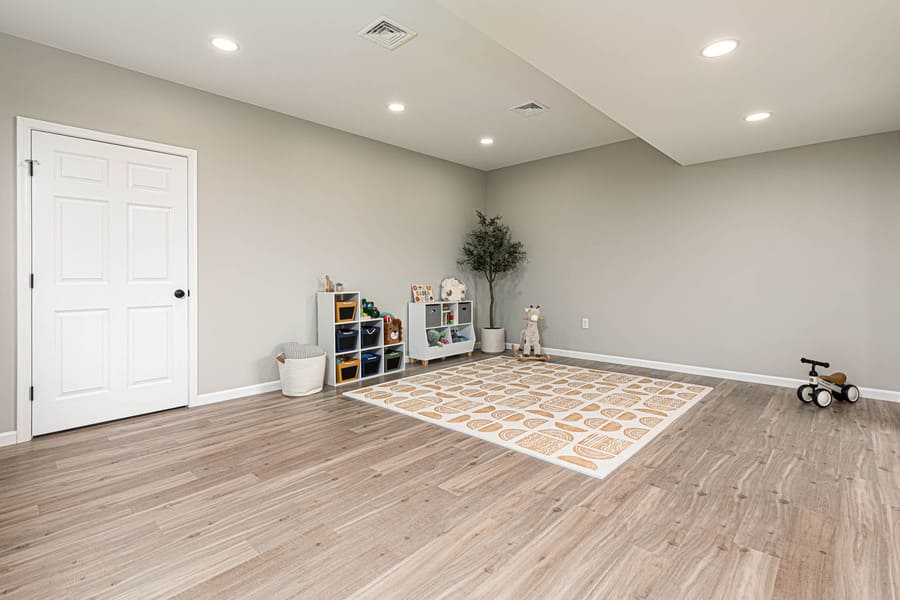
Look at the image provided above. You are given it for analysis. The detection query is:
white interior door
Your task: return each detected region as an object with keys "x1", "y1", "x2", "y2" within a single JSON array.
[{"x1": 31, "y1": 131, "x2": 190, "y2": 435}]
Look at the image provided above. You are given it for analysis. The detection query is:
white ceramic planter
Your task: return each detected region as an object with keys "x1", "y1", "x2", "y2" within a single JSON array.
[{"x1": 480, "y1": 328, "x2": 507, "y2": 354}]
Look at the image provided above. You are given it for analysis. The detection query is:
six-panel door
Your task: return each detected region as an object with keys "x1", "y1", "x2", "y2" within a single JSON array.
[{"x1": 31, "y1": 131, "x2": 189, "y2": 435}]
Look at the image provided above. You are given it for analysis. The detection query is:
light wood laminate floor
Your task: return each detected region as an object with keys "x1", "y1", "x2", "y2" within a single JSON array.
[{"x1": 1, "y1": 352, "x2": 898, "y2": 599}]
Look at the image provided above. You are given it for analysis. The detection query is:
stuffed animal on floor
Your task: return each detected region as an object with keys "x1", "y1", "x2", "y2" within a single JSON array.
[
  {"x1": 440, "y1": 277, "x2": 467, "y2": 301},
  {"x1": 520, "y1": 305, "x2": 543, "y2": 355},
  {"x1": 515, "y1": 305, "x2": 549, "y2": 361}
]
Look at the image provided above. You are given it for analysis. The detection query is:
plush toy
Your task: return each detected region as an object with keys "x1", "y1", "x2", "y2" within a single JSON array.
[
  {"x1": 384, "y1": 317, "x2": 403, "y2": 345},
  {"x1": 427, "y1": 330, "x2": 442, "y2": 347},
  {"x1": 515, "y1": 305, "x2": 549, "y2": 361},
  {"x1": 440, "y1": 277, "x2": 467, "y2": 301}
]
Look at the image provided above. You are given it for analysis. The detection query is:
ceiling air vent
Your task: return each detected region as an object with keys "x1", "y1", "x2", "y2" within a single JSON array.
[
  {"x1": 358, "y1": 17, "x2": 417, "y2": 50},
  {"x1": 510, "y1": 101, "x2": 549, "y2": 117}
]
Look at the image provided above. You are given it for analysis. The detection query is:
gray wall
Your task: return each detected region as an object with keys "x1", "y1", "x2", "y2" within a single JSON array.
[
  {"x1": 485, "y1": 134, "x2": 900, "y2": 390},
  {"x1": 4, "y1": 33, "x2": 898, "y2": 435},
  {"x1": 0, "y1": 33, "x2": 486, "y2": 432}
]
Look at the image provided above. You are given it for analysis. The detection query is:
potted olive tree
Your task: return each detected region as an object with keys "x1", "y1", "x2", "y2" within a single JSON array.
[{"x1": 458, "y1": 211, "x2": 526, "y2": 353}]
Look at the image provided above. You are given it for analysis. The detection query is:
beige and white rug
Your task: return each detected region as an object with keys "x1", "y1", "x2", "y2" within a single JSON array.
[{"x1": 343, "y1": 356, "x2": 713, "y2": 479}]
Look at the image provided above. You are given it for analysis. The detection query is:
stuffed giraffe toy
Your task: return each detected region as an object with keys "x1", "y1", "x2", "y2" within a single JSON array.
[{"x1": 519, "y1": 305, "x2": 545, "y2": 358}]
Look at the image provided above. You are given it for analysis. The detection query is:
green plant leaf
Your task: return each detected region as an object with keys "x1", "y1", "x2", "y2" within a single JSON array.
[{"x1": 457, "y1": 211, "x2": 526, "y2": 328}]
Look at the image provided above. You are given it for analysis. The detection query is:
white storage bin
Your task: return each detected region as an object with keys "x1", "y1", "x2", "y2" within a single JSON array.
[{"x1": 277, "y1": 353, "x2": 326, "y2": 397}]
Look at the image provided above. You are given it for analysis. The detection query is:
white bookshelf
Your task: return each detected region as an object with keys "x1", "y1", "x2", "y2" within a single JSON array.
[
  {"x1": 317, "y1": 292, "x2": 406, "y2": 387},
  {"x1": 408, "y1": 300, "x2": 476, "y2": 365}
]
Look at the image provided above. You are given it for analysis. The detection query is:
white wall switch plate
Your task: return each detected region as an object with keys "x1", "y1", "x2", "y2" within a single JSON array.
[{"x1": 582, "y1": 318, "x2": 589, "y2": 329}]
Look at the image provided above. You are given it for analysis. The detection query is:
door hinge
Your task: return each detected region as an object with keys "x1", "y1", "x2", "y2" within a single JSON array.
[
  {"x1": 29, "y1": 386, "x2": 34, "y2": 402},
  {"x1": 25, "y1": 159, "x2": 39, "y2": 177},
  {"x1": 30, "y1": 273, "x2": 34, "y2": 289}
]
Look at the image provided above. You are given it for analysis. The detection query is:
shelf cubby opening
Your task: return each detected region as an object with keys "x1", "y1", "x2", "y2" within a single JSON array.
[
  {"x1": 424, "y1": 303, "x2": 441, "y2": 328},
  {"x1": 335, "y1": 299, "x2": 358, "y2": 323},
  {"x1": 360, "y1": 322, "x2": 382, "y2": 349},
  {"x1": 384, "y1": 349, "x2": 404, "y2": 373},
  {"x1": 335, "y1": 356, "x2": 360, "y2": 383},
  {"x1": 449, "y1": 323, "x2": 473, "y2": 345},
  {"x1": 360, "y1": 350, "x2": 382, "y2": 378},
  {"x1": 335, "y1": 326, "x2": 359, "y2": 353},
  {"x1": 457, "y1": 301, "x2": 472, "y2": 325}
]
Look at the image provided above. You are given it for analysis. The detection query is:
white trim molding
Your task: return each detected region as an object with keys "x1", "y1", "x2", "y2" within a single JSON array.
[
  {"x1": 506, "y1": 343, "x2": 900, "y2": 404},
  {"x1": 15, "y1": 117, "x2": 200, "y2": 443},
  {"x1": 0, "y1": 431, "x2": 18, "y2": 448},
  {"x1": 193, "y1": 381, "x2": 281, "y2": 407}
]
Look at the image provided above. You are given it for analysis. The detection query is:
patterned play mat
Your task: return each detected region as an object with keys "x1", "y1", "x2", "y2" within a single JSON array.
[{"x1": 343, "y1": 356, "x2": 714, "y2": 479}]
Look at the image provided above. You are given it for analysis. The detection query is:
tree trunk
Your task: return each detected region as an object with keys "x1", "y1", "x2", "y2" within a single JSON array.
[{"x1": 488, "y1": 278, "x2": 495, "y2": 328}]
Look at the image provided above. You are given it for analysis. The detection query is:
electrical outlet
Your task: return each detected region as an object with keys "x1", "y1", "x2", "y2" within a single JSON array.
[{"x1": 582, "y1": 318, "x2": 589, "y2": 329}]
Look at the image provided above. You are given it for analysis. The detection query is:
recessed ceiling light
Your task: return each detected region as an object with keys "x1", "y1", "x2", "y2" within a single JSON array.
[
  {"x1": 211, "y1": 37, "x2": 239, "y2": 52},
  {"x1": 480, "y1": 137, "x2": 494, "y2": 146},
  {"x1": 701, "y1": 39, "x2": 739, "y2": 58},
  {"x1": 388, "y1": 103, "x2": 405, "y2": 113},
  {"x1": 745, "y1": 112, "x2": 772, "y2": 122}
]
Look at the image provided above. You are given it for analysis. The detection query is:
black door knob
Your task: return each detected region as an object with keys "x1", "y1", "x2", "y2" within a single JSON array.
[{"x1": 174, "y1": 289, "x2": 186, "y2": 299}]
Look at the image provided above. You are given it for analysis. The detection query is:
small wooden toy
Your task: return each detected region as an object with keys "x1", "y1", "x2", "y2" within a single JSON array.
[
  {"x1": 324, "y1": 275, "x2": 334, "y2": 293},
  {"x1": 796, "y1": 357, "x2": 860, "y2": 408}
]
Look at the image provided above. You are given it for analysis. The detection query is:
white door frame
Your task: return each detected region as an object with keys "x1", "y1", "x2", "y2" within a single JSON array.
[{"x1": 15, "y1": 117, "x2": 199, "y2": 443}]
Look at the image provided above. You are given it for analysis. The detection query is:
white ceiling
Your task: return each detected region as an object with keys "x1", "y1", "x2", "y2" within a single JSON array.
[
  {"x1": 439, "y1": 0, "x2": 900, "y2": 165},
  {"x1": 0, "y1": 0, "x2": 633, "y2": 171},
  {"x1": 4, "y1": 1, "x2": 897, "y2": 169}
]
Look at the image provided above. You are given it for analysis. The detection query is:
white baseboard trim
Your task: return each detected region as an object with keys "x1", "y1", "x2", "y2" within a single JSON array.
[
  {"x1": 192, "y1": 380, "x2": 281, "y2": 407},
  {"x1": 0, "y1": 431, "x2": 18, "y2": 447},
  {"x1": 505, "y1": 343, "x2": 900, "y2": 404}
]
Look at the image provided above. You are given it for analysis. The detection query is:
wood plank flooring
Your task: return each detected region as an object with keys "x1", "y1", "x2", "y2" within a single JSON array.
[{"x1": 1, "y1": 352, "x2": 897, "y2": 599}]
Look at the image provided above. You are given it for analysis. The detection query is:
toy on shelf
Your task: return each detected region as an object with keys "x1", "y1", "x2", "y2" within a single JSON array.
[
  {"x1": 383, "y1": 314, "x2": 403, "y2": 345},
  {"x1": 324, "y1": 275, "x2": 335, "y2": 293},
  {"x1": 796, "y1": 357, "x2": 860, "y2": 408},
  {"x1": 440, "y1": 277, "x2": 467, "y2": 301},
  {"x1": 360, "y1": 298, "x2": 381, "y2": 319},
  {"x1": 411, "y1": 284, "x2": 434, "y2": 303},
  {"x1": 450, "y1": 328, "x2": 468, "y2": 343},
  {"x1": 427, "y1": 329, "x2": 441, "y2": 347},
  {"x1": 441, "y1": 305, "x2": 454, "y2": 326},
  {"x1": 513, "y1": 305, "x2": 550, "y2": 362}
]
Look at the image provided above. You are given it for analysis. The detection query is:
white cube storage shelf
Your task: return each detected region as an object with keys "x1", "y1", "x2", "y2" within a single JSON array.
[
  {"x1": 408, "y1": 300, "x2": 476, "y2": 365},
  {"x1": 317, "y1": 292, "x2": 406, "y2": 387}
]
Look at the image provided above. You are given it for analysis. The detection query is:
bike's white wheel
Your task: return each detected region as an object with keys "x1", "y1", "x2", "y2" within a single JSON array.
[
  {"x1": 797, "y1": 384, "x2": 814, "y2": 403},
  {"x1": 814, "y1": 388, "x2": 833, "y2": 408},
  {"x1": 842, "y1": 385, "x2": 860, "y2": 403}
]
